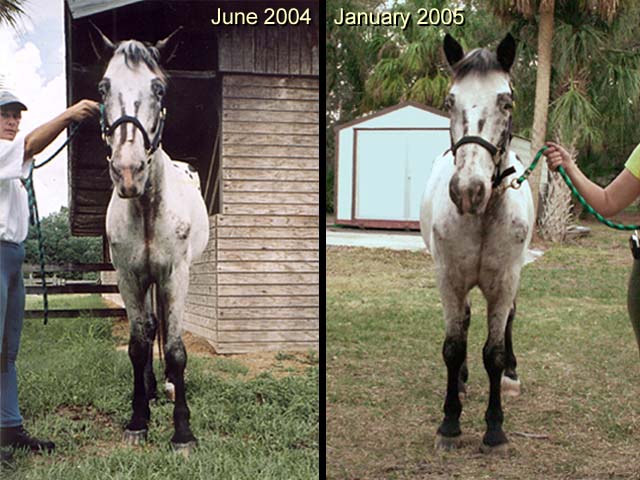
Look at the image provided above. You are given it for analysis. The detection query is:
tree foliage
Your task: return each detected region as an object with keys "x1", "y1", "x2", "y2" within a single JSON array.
[{"x1": 24, "y1": 207, "x2": 102, "y2": 279}]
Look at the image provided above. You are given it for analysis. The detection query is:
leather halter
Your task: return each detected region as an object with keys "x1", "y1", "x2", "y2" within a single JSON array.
[
  {"x1": 100, "y1": 103, "x2": 166, "y2": 162},
  {"x1": 450, "y1": 123, "x2": 515, "y2": 190}
]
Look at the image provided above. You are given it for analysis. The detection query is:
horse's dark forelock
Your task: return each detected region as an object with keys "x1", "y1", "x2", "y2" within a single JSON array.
[
  {"x1": 451, "y1": 48, "x2": 503, "y2": 80},
  {"x1": 115, "y1": 40, "x2": 167, "y2": 84}
]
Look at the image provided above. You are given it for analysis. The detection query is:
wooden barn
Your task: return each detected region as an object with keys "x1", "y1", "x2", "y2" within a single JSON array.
[
  {"x1": 334, "y1": 101, "x2": 531, "y2": 230},
  {"x1": 64, "y1": 0, "x2": 319, "y2": 353}
]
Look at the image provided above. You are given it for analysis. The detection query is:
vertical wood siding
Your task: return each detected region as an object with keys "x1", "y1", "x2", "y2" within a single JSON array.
[{"x1": 217, "y1": 10, "x2": 319, "y2": 76}]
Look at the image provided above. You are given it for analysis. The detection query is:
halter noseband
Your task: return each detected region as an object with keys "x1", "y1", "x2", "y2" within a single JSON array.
[
  {"x1": 99, "y1": 103, "x2": 166, "y2": 161},
  {"x1": 450, "y1": 119, "x2": 515, "y2": 190}
]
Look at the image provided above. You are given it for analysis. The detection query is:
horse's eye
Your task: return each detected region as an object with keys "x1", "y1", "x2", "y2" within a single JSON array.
[
  {"x1": 503, "y1": 102, "x2": 513, "y2": 111},
  {"x1": 98, "y1": 79, "x2": 110, "y2": 98},
  {"x1": 151, "y1": 80, "x2": 165, "y2": 98},
  {"x1": 444, "y1": 95, "x2": 455, "y2": 111}
]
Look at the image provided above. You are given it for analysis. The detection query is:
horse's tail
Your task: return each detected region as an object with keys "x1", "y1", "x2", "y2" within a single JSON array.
[{"x1": 153, "y1": 284, "x2": 166, "y2": 370}]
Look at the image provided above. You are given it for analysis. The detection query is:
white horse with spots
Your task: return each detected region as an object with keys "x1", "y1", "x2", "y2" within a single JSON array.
[
  {"x1": 94, "y1": 27, "x2": 208, "y2": 455},
  {"x1": 420, "y1": 33, "x2": 534, "y2": 453}
]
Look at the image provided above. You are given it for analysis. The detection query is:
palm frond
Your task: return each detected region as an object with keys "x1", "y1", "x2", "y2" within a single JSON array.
[{"x1": 0, "y1": 0, "x2": 27, "y2": 28}]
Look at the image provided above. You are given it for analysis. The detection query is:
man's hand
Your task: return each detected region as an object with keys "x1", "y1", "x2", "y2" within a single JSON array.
[{"x1": 66, "y1": 100, "x2": 100, "y2": 123}]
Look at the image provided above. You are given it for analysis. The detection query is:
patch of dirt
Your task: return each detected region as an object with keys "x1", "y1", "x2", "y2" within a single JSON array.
[
  {"x1": 55, "y1": 405, "x2": 116, "y2": 431},
  {"x1": 53, "y1": 404, "x2": 122, "y2": 460},
  {"x1": 111, "y1": 319, "x2": 315, "y2": 378}
]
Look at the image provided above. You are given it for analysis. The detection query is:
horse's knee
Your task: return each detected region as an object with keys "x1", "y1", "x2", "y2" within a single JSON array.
[
  {"x1": 165, "y1": 338, "x2": 187, "y2": 376},
  {"x1": 128, "y1": 335, "x2": 150, "y2": 367},
  {"x1": 442, "y1": 337, "x2": 466, "y2": 369},
  {"x1": 483, "y1": 343, "x2": 506, "y2": 374}
]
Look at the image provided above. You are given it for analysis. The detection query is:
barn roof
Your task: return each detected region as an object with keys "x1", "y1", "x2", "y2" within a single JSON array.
[{"x1": 67, "y1": 0, "x2": 315, "y2": 19}]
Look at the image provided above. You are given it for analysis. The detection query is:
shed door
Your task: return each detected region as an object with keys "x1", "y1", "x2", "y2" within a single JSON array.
[{"x1": 355, "y1": 129, "x2": 449, "y2": 222}]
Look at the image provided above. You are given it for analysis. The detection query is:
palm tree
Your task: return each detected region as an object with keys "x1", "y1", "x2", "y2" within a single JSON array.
[
  {"x1": 0, "y1": 0, "x2": 27, "y2": 28},
  {"x1": 491, "y1": 0, "x2": 622, "y2": 235}
]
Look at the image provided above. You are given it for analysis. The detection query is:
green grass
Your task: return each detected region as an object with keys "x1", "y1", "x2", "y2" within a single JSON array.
[
  {"x1": 5, "y1": 305, "x2": 318, "y2": 479},
  {"x1": 25, "y1": 294, "x2": 109, "y2": 310},
  {"x1": 327, "y1": 220, "x2": 640, "y2": 479}
]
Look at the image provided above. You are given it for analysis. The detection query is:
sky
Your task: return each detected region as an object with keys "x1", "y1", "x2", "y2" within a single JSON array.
[{"x1": 0, "y1": 0, "x2": 72, "y2": 218}]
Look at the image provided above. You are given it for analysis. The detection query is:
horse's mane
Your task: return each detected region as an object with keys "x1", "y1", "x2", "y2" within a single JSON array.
[
  {"x1": 115, "y1": 40, "x2": 167, "y2": 84},
  {"x1": 451, "y1": 48, "x2": 503, "y2": 80}
]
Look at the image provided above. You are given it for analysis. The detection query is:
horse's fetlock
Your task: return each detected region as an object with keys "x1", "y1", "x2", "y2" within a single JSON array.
[{"x1": 438, "y1": 417, "x2": 461, "y2": 438}]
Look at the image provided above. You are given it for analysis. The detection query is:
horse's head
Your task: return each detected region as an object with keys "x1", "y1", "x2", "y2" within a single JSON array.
[
  {"x1": 92, "y1": 25, "x2": 181, "y2": 198},
  {"x1": 443, "y1": 33, "x2": 516, "y2": 215}
]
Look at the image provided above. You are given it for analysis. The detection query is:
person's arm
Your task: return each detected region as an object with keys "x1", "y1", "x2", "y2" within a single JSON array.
[
  {"x1": 24, "y1": 100, "x2": 99, "y2": 159},
  {"x1": 544, "y1": 141, "x2": 640, "y2": 217}
]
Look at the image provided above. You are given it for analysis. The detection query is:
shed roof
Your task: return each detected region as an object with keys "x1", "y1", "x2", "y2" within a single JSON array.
[
  {"x1": 334, "y1": 101, "x2": 449, "y2": 132},
  {"x1": 335, "y1": 100, "x2": 531, "y2": 143}
]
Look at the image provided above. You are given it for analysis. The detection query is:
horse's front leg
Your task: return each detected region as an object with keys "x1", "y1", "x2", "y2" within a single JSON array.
[
  {"x1": 480, "y1": 272, "x2": 519, "y2": 453},
  {"x1": 502, "y1": 302, "x2": 520, "y2": 397},
  {"x1": 435, "y1": 277, "x2": 470, "y2": 450},
  {"x1": 158, "y1": 262, "x2": 197, "y2": 455},
  {"x1": 117, "y1": 273, "x2": 153, "y2": 444}
]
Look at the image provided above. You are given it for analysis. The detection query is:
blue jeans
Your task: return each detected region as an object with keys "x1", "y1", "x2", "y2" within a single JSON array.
[{"x1": 0, "y1": 240, "x2": 25, "y2": 427}]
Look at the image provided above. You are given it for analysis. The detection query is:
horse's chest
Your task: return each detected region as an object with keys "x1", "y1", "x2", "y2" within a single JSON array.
[
  {"x1": 109, "y1": 214, "x2": 190, "y2": 271},
  {"x1": 433, "y1": 208, "x2": 529, "y2": 268}
]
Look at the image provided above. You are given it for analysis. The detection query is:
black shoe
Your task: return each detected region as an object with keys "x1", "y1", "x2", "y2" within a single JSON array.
[
  {"x1": 0, "y1": 448, "x2": 13, "y2": 466},
  {"x1": 0, "y1": 425, "x2": 55, "y2": 453}
]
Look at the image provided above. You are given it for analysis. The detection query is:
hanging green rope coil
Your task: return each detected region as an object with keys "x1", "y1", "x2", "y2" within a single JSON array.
[
  {"x1": 21, "y1": 164, "x2": 48, "y2": 325},
  {"x1": 21, "y1": 121, "x2": 81, "y2": 325}
]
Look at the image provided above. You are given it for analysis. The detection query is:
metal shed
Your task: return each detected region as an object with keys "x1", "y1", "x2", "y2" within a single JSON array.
[
  {"x1": 64, "y1": 0, "x2": 319, "y2": 353},
  {"x1": 334, "y1": 101, "x2": 531, "y2": 230}
]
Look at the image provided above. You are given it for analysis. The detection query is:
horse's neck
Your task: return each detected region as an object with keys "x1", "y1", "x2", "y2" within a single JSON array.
[{"x1": 142, "y1": 150, "x2": 168, "y2": 202}]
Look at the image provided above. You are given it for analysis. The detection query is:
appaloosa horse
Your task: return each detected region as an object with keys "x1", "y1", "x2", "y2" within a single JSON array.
[
  {"x1": 94, "y1": 27, "x2": 209, "y2": 455},
  {"x1": 420, "y1": 33, "x2": 534, "y2": 453}
]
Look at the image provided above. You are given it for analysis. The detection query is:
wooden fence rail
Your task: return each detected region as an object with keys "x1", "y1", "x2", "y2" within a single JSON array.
[{"x1": 24, "y1": 263, "x2": 126, "y2": 319}]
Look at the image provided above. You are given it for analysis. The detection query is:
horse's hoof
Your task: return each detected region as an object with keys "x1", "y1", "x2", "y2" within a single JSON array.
[
  {"x1": 123, "y1": 429, "x2": 147, "y2": 445},
  {"x1": 434, "y1": 433, "x2": 462, "y2": 451},
  {"x1": 165, "y1": 381, "x2": 175, "y2": 402},
  {"x1": 501, "y1": 375, "x2": 521, "y2": 397},
  {"x1": 171, "y1": 440, "x2": 197, "y2": 458},
  {"x1": 479, "y1": 441, "x2": 510, "y2": 455}
]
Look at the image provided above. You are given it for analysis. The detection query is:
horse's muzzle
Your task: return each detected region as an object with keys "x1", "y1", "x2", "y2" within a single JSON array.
[
  {"x1": 449, "y1": 175, "x2": 488, "y2": 215},
  {"x1": 110, "y1": 163, "x2": 145, "y2": 198}
]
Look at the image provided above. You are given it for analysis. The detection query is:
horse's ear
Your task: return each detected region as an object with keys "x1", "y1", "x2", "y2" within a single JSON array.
[
  {"x1": 89, "y1": 21, "x2": 115, "y2": 60},
  {"x1": 496, "y1": 33, "x2": 516, "y2": 72},
  {"x1": 155, "y1": 26, "x2": 183, "y2": 64},
  {"x1": 443, "y1": 33, "x2": 464, "y2": 67}
]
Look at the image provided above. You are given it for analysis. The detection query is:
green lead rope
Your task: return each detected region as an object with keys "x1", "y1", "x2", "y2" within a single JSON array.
[
  {"x1": 517, "y1": 145, "x2": 640, "y2": 355},
  {"x1": 20, "y1": 122, "x2": 81, "y2": 325},
  {"x1": 515, "y1": 145, "x2": 640, "y2": 230},
  {"x1": 21, "y1": 164, "x2": 48, "y2": 325}
]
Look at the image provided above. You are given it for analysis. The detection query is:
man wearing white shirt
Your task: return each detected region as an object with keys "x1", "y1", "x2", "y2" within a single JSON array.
[{"x1": 0, "y1": 91, "x2": 99, "y2": 461}]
